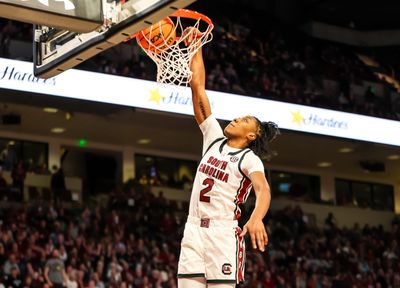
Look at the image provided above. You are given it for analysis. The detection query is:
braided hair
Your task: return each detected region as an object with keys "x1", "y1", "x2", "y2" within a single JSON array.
[{"x1": 248, "y1": 117, "x2": 280, "y2": 159}]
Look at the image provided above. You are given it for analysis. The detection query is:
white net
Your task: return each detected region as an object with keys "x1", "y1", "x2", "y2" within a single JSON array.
[{"x1": 136, "y1": 9, "x2": 213, "y2": 86}]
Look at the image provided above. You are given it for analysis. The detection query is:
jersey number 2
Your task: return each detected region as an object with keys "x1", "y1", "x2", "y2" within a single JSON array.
[{"x1": 200, "y1": 178, "x2": 214, "y2": 203}]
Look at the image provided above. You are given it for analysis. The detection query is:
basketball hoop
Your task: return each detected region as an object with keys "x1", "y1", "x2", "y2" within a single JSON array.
[{"x1": 136, "y1": 9, "x2": 213, "y2": 86}]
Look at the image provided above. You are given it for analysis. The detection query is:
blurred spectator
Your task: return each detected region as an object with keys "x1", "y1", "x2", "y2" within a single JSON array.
[
  {"x1": 36, "y1": 163, "x2": 50, "y2": 175},
  {"x1": 11, "y1": 160, "x2": 26, "y2": 201},
  {"x1": 138, "y1": 173, "x2": 149, "y2": 186},
  {"x1": 50, "y1": 166, "x2": 66, "y2": 206},
  {"x1": 0, "y1": 143, "x2": 17, "y2": 171},
  {"x1": 181, "y1": 176, "x2": 192, "y2": 193},
  {"x1": 324, "y1": 212, "x2": 337, "y2": 229},
  {"x1": 44, "y1": 250, "x2": 67, "y2": 288},
  {"x1": 0, "y1": 20, "x2": 16, "y2": 57},
  {"x1": 3, "y1": 266, "x2": 22, "y2": 287},
  {"x1": 91, "y1": 272, "x2": 105, "y2": 288},
  {"x1": 3, "y1": 254, "x2": 20, "y2": 276},
  {"x1": 0, "y1": 167, "x2": 8, "y2": 193}
]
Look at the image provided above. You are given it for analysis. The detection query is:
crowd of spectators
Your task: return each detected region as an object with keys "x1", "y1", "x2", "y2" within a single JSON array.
[
  {"x1": 247, "y1": 206, "x2": 400, "y2": 287},
  {"x1": 0, "y1": 182, "x2": 182, "y2": 288},
  {"x1": 1, "y1": 4, "x2": 400, "y2": 121},
  {"x1": 0, "y1": 180, "x2": 399, "y2": 287}
]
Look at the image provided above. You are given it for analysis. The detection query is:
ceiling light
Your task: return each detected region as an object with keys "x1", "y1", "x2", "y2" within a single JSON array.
[
  {"x1": 387, "y1": 155, "x2": 400, "y2": 160},
  {"x1": 339, "y1": 147, "x2": 354, "y2": 153},
  {"x1": 51, "y1": 127, "x2": 66, "y2": 134},
  {"x1": 137, "y1": 138, "x2": 151, "y2": 145},
  {"x1": 317, "y1": 162, "x2": 332, "y2": 168},
  {"x1": 43, "y1": 107, "x2": 58, "y2": 113},
  {"x1": 65, "y1": 112, "x2": 73, "y2": 120}
]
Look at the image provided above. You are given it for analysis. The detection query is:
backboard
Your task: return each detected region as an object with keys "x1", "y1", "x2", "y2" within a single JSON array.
[
  {"x1": 0, "y1": 0, "x2": 103, "y2": 33},
  {"x1": 33, "y1": 0, "x2": 197, "y2": 79}
]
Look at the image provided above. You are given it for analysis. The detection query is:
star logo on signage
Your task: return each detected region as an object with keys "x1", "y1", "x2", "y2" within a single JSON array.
[
  {"x1": 148, "y1": 88, "x2": 164, "y2": 104},
  {"x1": 291, "y1": 111, "x2": 304, "y2": 126}
]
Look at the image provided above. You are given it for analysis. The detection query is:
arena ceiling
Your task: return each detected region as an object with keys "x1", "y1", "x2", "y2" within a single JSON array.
[
  {"x1": 0, "y1": 90, "x2": 399, "y2": 184},
  {"x1": 305, "y1": 0, "x2": 400, "y2": 30},
  {"x1": 230, "y1": 0, "x2": 400, "y2": 30}
]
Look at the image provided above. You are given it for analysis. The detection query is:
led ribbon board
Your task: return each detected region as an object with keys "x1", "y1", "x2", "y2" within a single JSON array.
[{"x1": 0, "y1": 57, "x2": 399, "y2": 147}]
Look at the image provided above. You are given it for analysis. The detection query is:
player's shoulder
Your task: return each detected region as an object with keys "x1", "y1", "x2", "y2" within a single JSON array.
[
  {"x1": 241, "y1": 149, "x2": 264, "y2": 165},
  {"x1": 243, "y1": 148, "x2": 259, "y2": 159}
]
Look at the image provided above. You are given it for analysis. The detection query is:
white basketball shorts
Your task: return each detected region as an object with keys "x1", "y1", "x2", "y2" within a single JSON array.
[{"x1": 177, "y1": 215, "x2": 245, "y2": 284}]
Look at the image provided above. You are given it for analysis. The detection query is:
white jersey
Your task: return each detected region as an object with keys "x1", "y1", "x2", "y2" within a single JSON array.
[{"x1": 189, "y1": 115, "x2": 265, "y2": 220}]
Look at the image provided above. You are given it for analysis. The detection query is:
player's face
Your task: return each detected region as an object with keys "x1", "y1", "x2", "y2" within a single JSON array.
[{"x1": 224, "y1": 116, "x2": 259, "y2": 141}]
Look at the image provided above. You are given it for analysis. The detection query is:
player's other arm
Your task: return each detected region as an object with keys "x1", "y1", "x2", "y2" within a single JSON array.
[
  {"x1": 241, "y1": 171, "x2": 271, "y2": 251},
  {"x1": 190, "y1": 48, "x2": 212, "y2": 125}
]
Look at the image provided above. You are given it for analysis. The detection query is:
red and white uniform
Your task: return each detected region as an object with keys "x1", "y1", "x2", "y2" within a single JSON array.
[{"x1": 178, "y1": 115, "x2": 265, "y2": 284}]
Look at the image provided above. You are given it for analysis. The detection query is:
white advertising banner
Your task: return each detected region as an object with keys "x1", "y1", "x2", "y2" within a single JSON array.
[{"x1": 0, "y1": 57, "x2": 399, "y2": 146}]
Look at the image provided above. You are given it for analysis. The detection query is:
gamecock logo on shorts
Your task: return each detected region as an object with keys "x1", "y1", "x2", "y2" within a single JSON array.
[{"x1": 222, "y1": 263, "x2": 232, "y2": 275}]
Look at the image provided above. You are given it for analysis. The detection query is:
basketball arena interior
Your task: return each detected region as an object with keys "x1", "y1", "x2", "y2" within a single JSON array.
[{"x1": 0, "y1": 0, "x2": 399, "y2": 287}]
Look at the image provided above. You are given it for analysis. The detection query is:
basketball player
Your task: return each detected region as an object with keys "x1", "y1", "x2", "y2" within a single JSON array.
[{"x1": 177, "y1": 36, "x2": 279, "y2": 287}]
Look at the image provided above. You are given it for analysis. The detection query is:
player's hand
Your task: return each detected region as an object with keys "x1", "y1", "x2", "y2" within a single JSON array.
[
  {"x1": 240, "y1": 218, "x2": 268, "y2": 252},
  {"x1": 182, "y1": 27, "x2": 202, "y2": 47}
]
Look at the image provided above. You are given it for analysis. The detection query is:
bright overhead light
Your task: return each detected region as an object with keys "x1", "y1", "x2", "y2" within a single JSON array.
[
  {"x1": 317, "y1": 162, "x2": 332, "y2": 168},
  {"x1": 43, "y1": 107, "x2": 58, "y2": 113},
  {"x1": 339, "y1": 147, "x2": 354, "y2": 153},
  {"x1": 387, "y1": 155, "x2": 400, "y2": 160},
  {"x1": 65, "y1": 112, "x2": 73, "y2": 120},
  {"x1": 51, "y1": 127, "x2": 66, "y2": 134},
  {"x1": 137, "y1": 138, "x2": 151, "y2": 145}
]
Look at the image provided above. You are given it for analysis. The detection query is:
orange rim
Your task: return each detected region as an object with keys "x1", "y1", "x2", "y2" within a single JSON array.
[
  {"x1": 170, "y1": 9, "x2": 213, "y2": 26},
  {"x1": 170, "y1": 9, "x2": 213, "y2": 40},
  {"x1": 129, "y1": 9, "x2": 213, "y2": 43}
]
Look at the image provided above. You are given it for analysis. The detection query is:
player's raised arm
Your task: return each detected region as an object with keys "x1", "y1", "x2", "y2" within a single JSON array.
[{"x1": 189, "y1": 48, "x2": 212, "y2": 125}]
